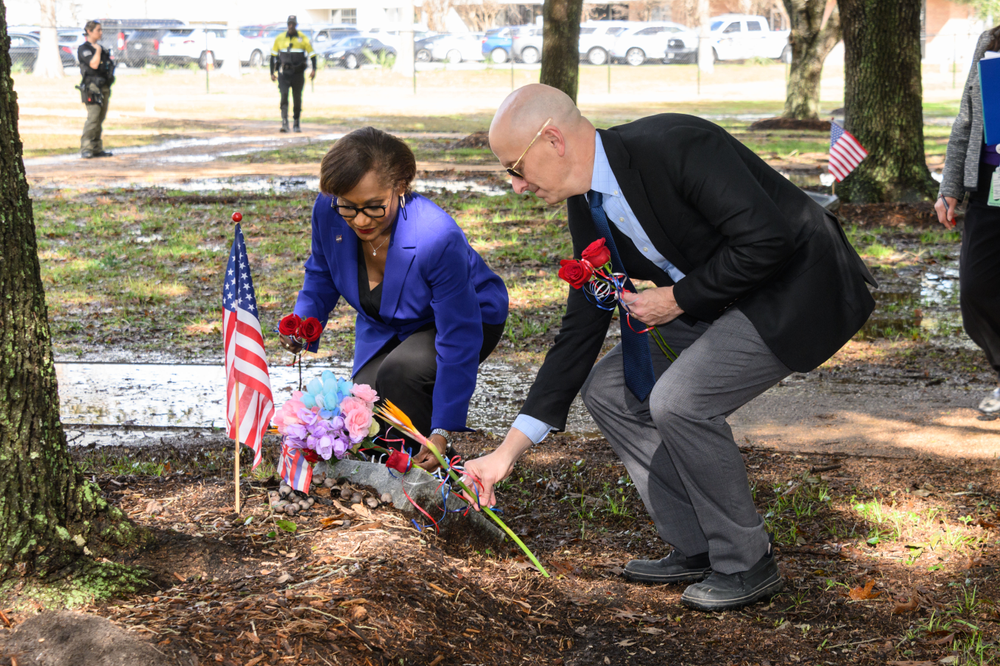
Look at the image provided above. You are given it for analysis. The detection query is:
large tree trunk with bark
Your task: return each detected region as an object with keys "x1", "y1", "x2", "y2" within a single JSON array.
[
  {"x1": 540, "y1": 0, "x2": 583, "y2": 103},
  {"x1": 838, "y1": 0, "x2": 936, "y2": 202},
  {"x1": 782, "y1": 0, "x2": 839, "y2": 119},
  {"x1": 0, "y1": 0, "x2": 149, "y2": 588}
]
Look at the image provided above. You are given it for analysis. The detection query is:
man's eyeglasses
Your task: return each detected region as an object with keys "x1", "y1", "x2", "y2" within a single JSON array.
[
  {"x1": 332, "y1": 200, "x2": 388, "y2": 219},
  {"x1": 505, "y1": 117, "x2": 552, "y2": 180}
]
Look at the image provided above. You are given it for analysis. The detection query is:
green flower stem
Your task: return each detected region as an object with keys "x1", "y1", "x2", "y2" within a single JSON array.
[
  {"x1": 649, "y1": 327, "x2": 678, "y2": 361},
  {"x1": 384, "y1": 423, "x2": 551, "y2": 578}
]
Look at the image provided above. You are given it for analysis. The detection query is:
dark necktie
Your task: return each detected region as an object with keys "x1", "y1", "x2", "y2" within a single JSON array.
[{"x1": 588, "y1": 190, "x2": 656, "y2": 401}]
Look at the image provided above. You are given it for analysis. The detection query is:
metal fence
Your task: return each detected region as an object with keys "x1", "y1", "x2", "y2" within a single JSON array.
[{"x1": 4, "y1": 23, "x2": 989, "y2": 75}]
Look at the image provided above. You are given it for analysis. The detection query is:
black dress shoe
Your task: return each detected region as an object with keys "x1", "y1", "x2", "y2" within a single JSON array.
[
  {"x1": 93, "y1": 150, "x2": 113, "y2": 157},
  {"x1": 624, "y1": 550, "x2": 712, "y2": 584},
  {"x1": 681, "y1": 544, "x2": 783, "y2": 611}
]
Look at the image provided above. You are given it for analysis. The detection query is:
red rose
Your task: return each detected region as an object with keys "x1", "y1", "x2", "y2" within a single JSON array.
[
  {"x1": 302, "y1": 449, "x2": 321, "y2": 464},
  {"x1": 279, "y1": 314, "x2": 302, "y2": 337},
  {"x1": 581, "y1": 238, "x2": 611, "y2": 269},
  {"x1": 299, "y1": 317, "x2": 323, "y2": 343},
  {"x1": 386, "y1": 449, "x2": 412, "y2": 474},
  {"x1": 558, "y1": 259, "x2": 593, "y2": 290}
]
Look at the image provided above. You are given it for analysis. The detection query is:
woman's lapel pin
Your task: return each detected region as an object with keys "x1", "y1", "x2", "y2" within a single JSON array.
[{"x1": 336, "y1": 234, "x2": 343, "y2": 243}]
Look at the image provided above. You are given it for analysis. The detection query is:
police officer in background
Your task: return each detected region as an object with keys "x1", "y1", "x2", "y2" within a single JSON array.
[
  {"x1": 78, "y1": 20, "x2": 115, "y2": 158},
  {"x1": 270, "y1": 15, "x2": 316, "y2": 133}
]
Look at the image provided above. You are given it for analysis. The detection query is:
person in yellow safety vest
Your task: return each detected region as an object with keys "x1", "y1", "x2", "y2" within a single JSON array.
[{"x1": 270, "y1": 15, "x2": 317, "y2": 133}]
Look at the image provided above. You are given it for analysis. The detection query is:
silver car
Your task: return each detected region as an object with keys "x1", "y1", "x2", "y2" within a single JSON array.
[
  {"x1": 611, "y1": 21, "x2": 693, "y2": 66},
  {"x1": 427, "y1": 33, "x2": 485, "y2": 63},
  {"x1": 578, "y1": 21, "x2": 639, "y2": 66}
]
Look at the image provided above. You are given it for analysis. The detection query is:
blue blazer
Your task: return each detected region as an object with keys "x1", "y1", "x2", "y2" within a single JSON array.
[{"x1": 293, "y1": 192, "x2": 509, "y2": 431}]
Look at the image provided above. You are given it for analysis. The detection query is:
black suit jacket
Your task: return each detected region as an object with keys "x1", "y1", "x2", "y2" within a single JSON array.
[{"x1": 521, "y1": 114, "x2": 876, "y2": 431}]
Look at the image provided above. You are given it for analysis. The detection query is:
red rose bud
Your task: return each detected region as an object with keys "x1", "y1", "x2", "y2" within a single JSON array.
[
  {"x1": 386, "y1": 449, "x2": 412, "y2": 474},
  {"x1": 581, "y1": 238, "x2": 611, "y2": 269},
  {"x1": 303, "y1": 449, "x2": 321, "y2": 464},
  {"x1": 279, "y1": 313, "x2": 302, "y2": 337},
  {"x1": 299, "y1": 317, "x2": 323, "y2": 343},
  {"x1": 558, "y1": 259, "x2": 593, "y2": 290}
]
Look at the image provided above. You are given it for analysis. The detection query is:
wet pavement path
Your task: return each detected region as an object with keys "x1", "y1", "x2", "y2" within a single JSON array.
[{"x1": 58, "y1": 359, "x2": 999, "y2": 460}]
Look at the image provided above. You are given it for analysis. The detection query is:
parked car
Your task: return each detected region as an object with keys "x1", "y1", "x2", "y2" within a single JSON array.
[
  {"x1": 610, "y1": 21, "x2": 693, "y2": 66},
  {"x1": 8, "y1": 32, "x2": 77, "y2": 71},
  {"x1": 700, "y1": 14, "x2": 791, "y2": 62},
  {"x1": 93, "y1": 19, "x2": 184, "y2": 64},
  {"x1": 415, "y1": 34, "x2": 449, "y2": 62},
  {"x1": 312, "y1": 24, "x2": 361, "y2": 47},
  {"x1": 158, "y1": 25, "x2": 230, "y2": 68},
  {"x1": 320, "y1": 36, "x2": 396, "y2": 69},
  {"x1": 511, "y1": 26, "x2": 543, "y2": 64},
  {"x1": 578, "y1": 20, "x2": 638, "y2": 65},
  {"x1": 480, "y1": 25, "x2": 532, "y2": 64},
  {"x1": 118, "y1": 28, "x2": 172, "y2": 67},
  {"x1": 425, "y1": 33, "x2": 485, "y2": 63}
]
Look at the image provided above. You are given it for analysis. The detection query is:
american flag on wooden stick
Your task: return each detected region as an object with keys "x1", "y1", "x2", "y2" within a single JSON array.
[
  {"x1": 223, "y1": 223, "x2": 274, "y2": 470},
  {"x1": 828, "y1": 120, "x2": 868, "y2": 182}
]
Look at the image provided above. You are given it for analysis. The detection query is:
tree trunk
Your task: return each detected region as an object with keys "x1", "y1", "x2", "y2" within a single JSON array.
[
  {"x1": 34, "y1": 0, "x2": 64, "y2": 78},
  {"x1": 782, "y1": 0, "x2": 839, "y2": 119},
  {"x1": 838, "y1": 0, "x2": 936, "y2": 203},
  {"x1": 539, "y1": 0, "x2": 583, "y2": 103},
  {"x1": 0, "y1": 0, "x2": 149, "y2": 587}
]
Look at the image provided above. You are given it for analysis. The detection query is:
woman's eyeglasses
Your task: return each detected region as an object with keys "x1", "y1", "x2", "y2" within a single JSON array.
[
  {"x1": 332, "y1": 200, "x2": 388, "y2": 219},
  {"x1": 506, "y1": 117, "x2": 553, "y2": 180}
]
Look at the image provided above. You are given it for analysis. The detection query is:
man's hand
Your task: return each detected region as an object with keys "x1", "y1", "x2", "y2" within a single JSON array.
[
  {"x1": 621, "y1": 285, "x2": 684, "y2": 327},
  {"x1": 459, "y1": 428, "x2": 533, "y2": 509},
  {"x1": 412, "y1": 434, "x2": 447, "y2": 472},
  {"x1": 935, "y1": 196, "x2": 958, "y2": 229},
  {"x1": 271, "y1": 73, "x2": 277, "y2": 82},
  {"x1": 309, "y1": 69, "x2": 316, "y2": 81}
]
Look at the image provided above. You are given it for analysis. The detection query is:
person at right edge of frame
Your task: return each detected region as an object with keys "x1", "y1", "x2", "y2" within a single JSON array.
[
  {"x1": 78, "y1": 19, "x2": 115, "y2": 159},
  {"x1": 935, "y1": 25, "x2": 1000, "y2": 417},
  {"x1": 270, "y1": 15, "x2": 316, "y2": 134},
  {"x1": 462, "y1": 84, "x2": 878, "y2": 612}
]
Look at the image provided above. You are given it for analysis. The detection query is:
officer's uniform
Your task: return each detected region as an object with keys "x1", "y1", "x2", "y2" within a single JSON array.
[
  {"x1": 78, "y1": 38, "x2": 114, "y2": 157},
  {"x1": 270, "y1": 22, "x2": 316, "y2": 132}
]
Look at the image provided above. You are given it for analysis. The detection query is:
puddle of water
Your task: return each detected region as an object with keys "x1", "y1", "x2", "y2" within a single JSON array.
[
  {"x1": 55, "y1": 360, "x2": 595, "y2": 446},
  {"x1": 859, "y1": 265, "x2": 966, "y2": 341}
]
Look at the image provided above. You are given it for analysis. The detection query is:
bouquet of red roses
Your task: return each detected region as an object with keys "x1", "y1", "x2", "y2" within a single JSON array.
[
  {"x1": 279, "y1": 313, "x2": 323, "y2": 347},
  {"x1": 558, "y1": 239, "x2": 676, "y2": 361}
]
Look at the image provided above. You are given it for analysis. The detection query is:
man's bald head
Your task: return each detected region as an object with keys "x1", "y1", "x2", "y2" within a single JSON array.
[
  {"x1": 489, "y1": 84, "x2": 596, "y2": 204},
  {"x1": 490, "y1": 84, "x2": 581, "y2": 150}
]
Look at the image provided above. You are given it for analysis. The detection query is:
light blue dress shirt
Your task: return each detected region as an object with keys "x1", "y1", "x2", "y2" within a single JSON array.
[{"x1": 512, "y1": 133, "x2": 686, "y2": 444}]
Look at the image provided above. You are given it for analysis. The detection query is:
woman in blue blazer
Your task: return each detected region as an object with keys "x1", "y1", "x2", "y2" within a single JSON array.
[{"x1": 280, "y1": 127, "x2": 509, "y2": 469}]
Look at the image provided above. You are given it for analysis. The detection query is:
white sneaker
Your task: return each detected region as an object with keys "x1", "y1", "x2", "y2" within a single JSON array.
[{"x1": 979, "y1": 387, "x2": 1000, "y2": 414}]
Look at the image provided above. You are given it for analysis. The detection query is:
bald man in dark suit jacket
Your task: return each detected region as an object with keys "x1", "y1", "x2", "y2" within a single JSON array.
[{"x1": 465, "y1": 84, "x2": 875, "y2": 611}]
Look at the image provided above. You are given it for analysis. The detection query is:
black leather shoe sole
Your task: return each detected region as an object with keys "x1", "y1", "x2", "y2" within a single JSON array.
[
  {"x1": 624, "y1": 565, "x2": 711, "y2": 584},
  {"x1": 681, "y1": 574, "x2": 783, "y2": 611}
]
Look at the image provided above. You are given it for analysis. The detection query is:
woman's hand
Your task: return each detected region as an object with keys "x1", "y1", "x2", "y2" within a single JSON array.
[
  {"x1": 279, "y1": 334, "x2": 305, "y2": 354},
  {"x1": 935, "y1": 196, "x2": 959, "y2": 229},
  {"x1": 412, "y1": 434, "x2": 447, "y2": 472},
  {"x1": 620, "y1": 286, "x2": 684, "y2": 327},
  {"x1": 459, "y1": 428, "x2": 533, "y2": 510}
]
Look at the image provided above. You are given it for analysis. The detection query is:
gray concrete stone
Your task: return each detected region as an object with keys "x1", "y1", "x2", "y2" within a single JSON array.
[{"x1": 313, "y1": 459, "x2": 505, "y2": 543}]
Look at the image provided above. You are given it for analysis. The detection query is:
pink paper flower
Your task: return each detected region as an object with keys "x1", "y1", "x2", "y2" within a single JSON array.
[
  {"x1": 273, "y1": 392, "x2": 308, "y2": 436},
  {"x1": 351, "y1": 383, "x2": 379, "y2": 409},
  {"x1": 340, "y1": 396, "x2": 374, "y2": 443}
]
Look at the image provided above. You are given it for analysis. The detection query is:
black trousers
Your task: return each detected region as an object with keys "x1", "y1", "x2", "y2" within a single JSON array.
[
  {"x1": 963, "y1": 165, "x2": 1000, "y2": 381},
  {"x1": 278, "y1": 69, "x2": 305, "y2": 120},
  {"x1": 353, "y1": 321, "x2": 506, "y2": 441}
]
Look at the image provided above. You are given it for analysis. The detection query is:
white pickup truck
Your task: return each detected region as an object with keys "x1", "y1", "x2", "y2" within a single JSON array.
[{"x1": 694, "y1": 14, "x2": 791, "y2": 63}]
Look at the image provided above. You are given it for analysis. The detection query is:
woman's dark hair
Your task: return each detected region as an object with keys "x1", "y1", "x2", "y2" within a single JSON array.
[
  {"x1": 84, "y1": 20, "x2": 101, "y2": 34},
  {"x1": 988, "y1": 25, "x2": 1000, "y2": 53},
  {"x1": 319, "y1": 127, "x2": 416, "y2": 197}
]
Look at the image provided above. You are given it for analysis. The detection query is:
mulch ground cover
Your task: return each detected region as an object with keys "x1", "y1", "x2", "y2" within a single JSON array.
[{"x1": 4, "y1": 434, "x2": 1000, "y2": 666}]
